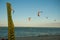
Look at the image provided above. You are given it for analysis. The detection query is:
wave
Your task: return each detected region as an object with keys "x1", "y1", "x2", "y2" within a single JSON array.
[{"x1": 15, "y1": 32, "x2": 60, "y2": 37}]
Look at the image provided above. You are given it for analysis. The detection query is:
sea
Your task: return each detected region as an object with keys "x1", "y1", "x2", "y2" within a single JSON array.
[{"x1": 0, "y1": 27, "x2": 60, "y2": 38}]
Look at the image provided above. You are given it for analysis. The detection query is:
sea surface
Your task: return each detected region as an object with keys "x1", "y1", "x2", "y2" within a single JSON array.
[{"x1": 0, "y1": 27, "x2": 60, "y2": 38}]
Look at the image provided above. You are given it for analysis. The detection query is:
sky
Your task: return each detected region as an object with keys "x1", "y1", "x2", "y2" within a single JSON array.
[{"x1": 0, "y1": 0, "x2": 60, "y2": 27}]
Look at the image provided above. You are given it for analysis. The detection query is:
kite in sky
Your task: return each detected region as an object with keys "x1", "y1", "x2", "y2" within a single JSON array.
[
  {"x1": 54, "y1": 20, "x2": 56, "y2": 21},
  {"x1": 38, "y1": 11, "x2": 40, "y2": 16},
  {"x1": 46, "y1": 17, "x2": 48, "y2": 19},
  {"x1": 37, "y1": 10, "x2": 43, "y2": 17},
  {"x1": 28, "y1": 17, "x2": 31, "y2": 21}
]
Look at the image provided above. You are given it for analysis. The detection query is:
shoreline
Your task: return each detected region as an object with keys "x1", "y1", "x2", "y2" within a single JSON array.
[
  {"x1": 15, "y1": 35, "x2": 60, "y2": 40},
  {"x1": 0, "y1": 35, "x2": 60, "y2": 40}
]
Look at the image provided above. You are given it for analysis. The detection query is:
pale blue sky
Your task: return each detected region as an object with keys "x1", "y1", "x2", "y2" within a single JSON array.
[{"x1": 0, "y1": 0, "x2": 60, "y2": 27}]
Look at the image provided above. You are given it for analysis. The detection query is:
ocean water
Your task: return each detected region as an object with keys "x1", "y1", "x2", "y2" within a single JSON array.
[{"x1": 0, "y1": 27, "x2": 60, "y2": 38}]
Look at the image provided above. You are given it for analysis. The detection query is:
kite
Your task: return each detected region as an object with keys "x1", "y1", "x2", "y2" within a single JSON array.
[
  {"x1": 37, "y1": 11, "x2": 40, "y2": 16},
  {"x1": 37, "y1": 10, "x2": 43, "y2": 17},
  {"x1": 46, "y1": 17, "x2": 48, "y2": 19},
  {"x1": 54, "y1": 20, "x2": 56, "y2": 21},
  {"x1": 28, "y1": 17, "x2": 31, "y2": 21}
]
